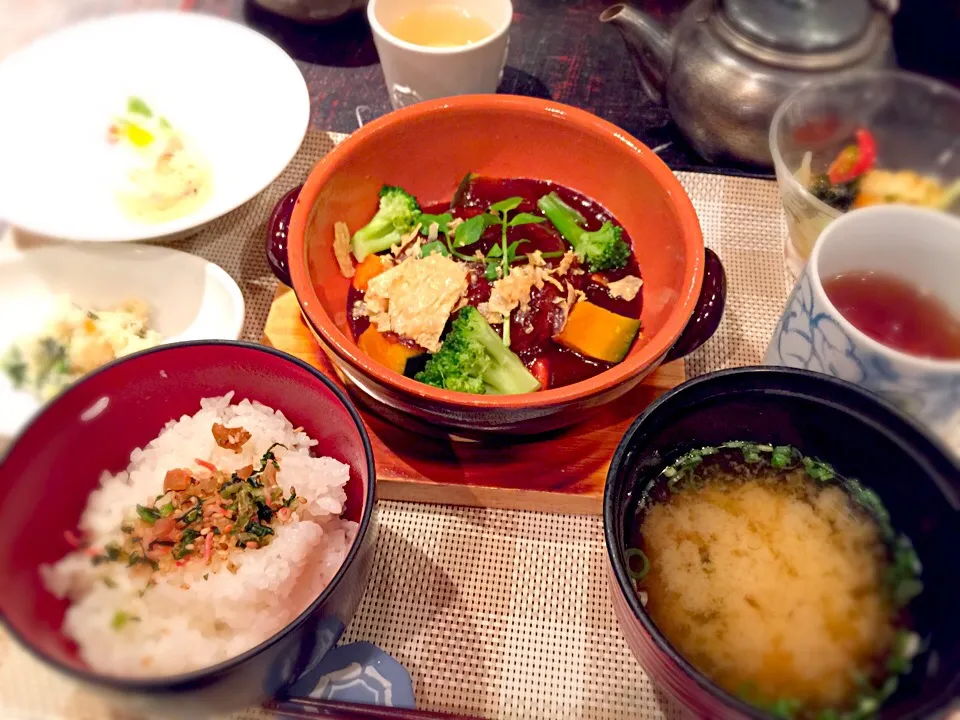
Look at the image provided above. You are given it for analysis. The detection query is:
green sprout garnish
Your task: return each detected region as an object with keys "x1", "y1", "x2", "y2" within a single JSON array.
[{"x1": 486, "y1": 197, "x2": 546, "y2": 347}]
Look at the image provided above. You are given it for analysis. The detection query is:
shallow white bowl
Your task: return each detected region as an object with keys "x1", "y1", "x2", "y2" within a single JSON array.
[
  {"x1": 0, "y1": 11, "x2": 309, "y2": 242},
  {"x1": 0, "y1": 238, "x2": 245, "y2": 444}
]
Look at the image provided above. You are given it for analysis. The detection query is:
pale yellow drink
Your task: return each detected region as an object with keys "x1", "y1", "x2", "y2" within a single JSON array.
[{"x1": 389, "y1": 5, "x2": 494, "y2": 47}]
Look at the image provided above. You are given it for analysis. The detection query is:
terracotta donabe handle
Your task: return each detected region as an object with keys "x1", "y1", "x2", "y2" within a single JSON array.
[
  {"x1": 664, "y1": 248, "x2": 726, "y2": 363},
  {"x1": 266, "y1": 185, "x2": 303, "y2": 287},
  {"x1": 265, "y1": 190, "x2": 725, "y2": 364}
]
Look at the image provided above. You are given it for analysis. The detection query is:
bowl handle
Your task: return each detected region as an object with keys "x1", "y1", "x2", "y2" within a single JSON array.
[
  {"x1": 664, "y1": 248, "x2": 726, "y2": 363},
  {"x1": 266, "y1": 185, "x2": 303, "y2": 287},
  {"x1": 264, "y1": 189, "x2": 725, "y2": 363}
]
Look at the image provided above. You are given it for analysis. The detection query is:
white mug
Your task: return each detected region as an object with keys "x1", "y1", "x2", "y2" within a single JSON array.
[
  {"x1": 765, "y1": 206, "x2": 960, "y2": 430},
  {"x1": 367, "y1": 0, "x2": 513, "y2": 110}
]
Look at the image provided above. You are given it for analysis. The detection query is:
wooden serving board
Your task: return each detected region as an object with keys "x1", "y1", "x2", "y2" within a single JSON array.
[{"x1": 262, "y1": 286, "x2": 685, "y2": 515}]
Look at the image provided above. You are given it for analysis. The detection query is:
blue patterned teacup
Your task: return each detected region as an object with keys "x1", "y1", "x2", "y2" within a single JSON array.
[{"x1": 765, "y1": 206, "x2": 960, "y2": 430}]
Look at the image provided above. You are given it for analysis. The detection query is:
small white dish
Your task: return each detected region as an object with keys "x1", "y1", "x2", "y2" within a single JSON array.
[
  {"x1": 0, "y1": 237, "x2": 245, "y2": 445},
  {"x1": 368, "y1": 0, "x2": 512, "y2": 110},
  {"x1": 0, "y1": 11, "x2": 309, "y2": 242}
]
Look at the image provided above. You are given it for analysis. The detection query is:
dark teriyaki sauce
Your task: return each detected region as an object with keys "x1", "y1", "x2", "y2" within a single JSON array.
[{"x1": 345, "y1": 177, "x2": 643, "y2": 390}]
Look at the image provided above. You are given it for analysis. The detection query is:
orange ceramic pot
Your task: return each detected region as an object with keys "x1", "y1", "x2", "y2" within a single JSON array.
[{"x1": 272, "y1": 95, "x2": 724, "y2": 434}]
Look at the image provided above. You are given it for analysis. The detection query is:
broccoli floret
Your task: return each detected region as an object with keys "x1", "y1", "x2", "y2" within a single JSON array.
[
  {"x1": 415, "y1": 306, "x2": 541, "y2": 395},
  {"x1": 351, "y1": 185, "x2": 421, "y2": 262},
  {"x1": 537, "y1": 192, "x2": 630, "y2": 272}
]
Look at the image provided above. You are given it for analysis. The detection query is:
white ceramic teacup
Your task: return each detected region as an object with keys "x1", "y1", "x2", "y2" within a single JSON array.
[
  {"x1": 367, "y1": 0, "x2": 513, "y2": 110},
  {"x1": 765, "y1": 206, "x2": 960, "y2": 430}
]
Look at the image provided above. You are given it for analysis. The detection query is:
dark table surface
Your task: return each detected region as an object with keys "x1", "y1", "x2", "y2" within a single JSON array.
[
  {"x1": 187, "y1": 0, "x2": 960, "y2": 179},
  {"x1": 187, "y1": 0, "x2": 752, "y2": 175}
]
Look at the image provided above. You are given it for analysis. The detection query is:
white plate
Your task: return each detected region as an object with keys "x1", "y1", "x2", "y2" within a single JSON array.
[
  {"x1": 0, "y1": 11, "x2": 309, "y2": 242},
  {"x1": 0, "y1": 239, "x2": 245, "y2": 446}
]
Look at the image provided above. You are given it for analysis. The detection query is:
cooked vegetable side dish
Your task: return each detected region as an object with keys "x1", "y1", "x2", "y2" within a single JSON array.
[
  {"x1": 801, "y1": 128, "x2": 960, "y2": 213},
  {"x1": 336, "y1": 177, "x2": 644, "y2": 394},
  {"x1": 1, "y1": 297, "x2": 160, "y2": 400},
  {"x1": 625, "y1": 442, "x2": 923, "y2": 720},
  {"x1": 109, "y1": 96, "x2": 213, "y2": 223},
  {"x1": 42, "y1": 393, "x2": 357, "y2": 677}
]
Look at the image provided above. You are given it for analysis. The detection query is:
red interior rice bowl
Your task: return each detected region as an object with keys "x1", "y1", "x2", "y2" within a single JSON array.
[{"x1": 41, "y1": 392, "x2": 357, "y2": 677}]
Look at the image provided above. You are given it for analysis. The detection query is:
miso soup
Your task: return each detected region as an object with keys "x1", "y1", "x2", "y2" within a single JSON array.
[{"x1": 625, "y1": 442, "x2": 923, "y2": 719}]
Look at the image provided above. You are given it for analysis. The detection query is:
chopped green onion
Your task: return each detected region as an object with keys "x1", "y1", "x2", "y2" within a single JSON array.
[
  {"x1": 158, "y1": 503, "x2": 175, "y2": 517},
  {"x1": 256, "y1": 443, "x2": 286, "y2": 474},
  {"x1": 246, "y1": 522, "x2": 275, "y2": 539},
  {"x1": 770, "y1": 445, "x2": 796, "y2": 469},
  {"x1": 126, "y1": 553, "x2": 159, "y2": 571},
  {"x1": 1, "y1": 346, "x2": 27, "y2": 387},
  {"x1": 221, "y1": 483, "x2": 243, "y2": 499},
  {"x1": 136, "y1": 505, "x2": 160, "y2": 525},
  {"x1": 767, "y1": 697, "x2": 802, "y2": 719},
  {"x1": 256, "y1": 501, "x2": 273, "y2": 523},
  {"x1": 624, "y1": 548, "x2": 650, "y2": 582},
  {"x1": 857, "y1": 696, "x2": 879, "y2": 716},
  {"x1": 181, "y1": 529, "x2": 199, "y2": 545},
  {"x1": 802, "y1": 457, "x2": 835, "y2": 482},
  {"x1": 172, "y1": 545, "x2": 192, "y2": 561},
  {"x1": 172, "y1": 528, "x2": 200, "y2": 560},
  {"x1": 178, "y1": 505, "x2": 201, "y2": 525},
  {"x1": 127, "y1": 96, "x2": 152, "y2": 117},
  {"x1": 740, "y1": 443, "x2": 763, "y2": 464},
  {"x1": 111, "y1": 610, "x2": 139, "y2": 630},
  {"x1": 235, "y1": 532, "x2": 258, "y2": 547},
  {"x1": 878, "y1": 675, "x2": 899, "y2": 701}
]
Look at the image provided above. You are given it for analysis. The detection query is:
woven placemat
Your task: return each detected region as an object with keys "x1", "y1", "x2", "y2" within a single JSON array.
[{"x1": 0, "y1": 132, "x2": 795, "y2": 720}]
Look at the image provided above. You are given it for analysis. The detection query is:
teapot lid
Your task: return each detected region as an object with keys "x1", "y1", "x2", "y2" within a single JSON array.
[{"x1": 722, "y1": 0, "x2": 872, "y2": 53}]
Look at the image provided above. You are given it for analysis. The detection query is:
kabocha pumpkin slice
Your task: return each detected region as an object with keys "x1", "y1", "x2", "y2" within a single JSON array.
[
  {"x1": 357, "y1": 326, "x2": 424, "y2": 375},
  {"x1": 352, "y1": 254, "x2": 387, "y2": 292},
  {"x1": 555, "y1": 300, "x2": 641, "y2": 363}
]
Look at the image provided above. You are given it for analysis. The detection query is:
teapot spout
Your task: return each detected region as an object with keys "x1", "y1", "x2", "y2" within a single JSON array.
[{"x1": 600, "y1": 3, "x2": 673, "y2": 105}]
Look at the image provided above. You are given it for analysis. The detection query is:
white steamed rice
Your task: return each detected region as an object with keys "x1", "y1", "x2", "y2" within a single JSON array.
[{"x1": 42, "y1": 392, "x2": 358, "y2": 677}]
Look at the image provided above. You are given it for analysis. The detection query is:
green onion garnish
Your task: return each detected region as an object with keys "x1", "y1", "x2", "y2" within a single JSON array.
[{"x1": 625, "y1": 548, "x2": 650, "y2": 582}]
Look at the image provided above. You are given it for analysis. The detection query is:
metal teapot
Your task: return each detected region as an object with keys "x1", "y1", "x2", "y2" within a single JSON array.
[{"x1": 601, "y1": 0, "x2": 896, "y2": 167}]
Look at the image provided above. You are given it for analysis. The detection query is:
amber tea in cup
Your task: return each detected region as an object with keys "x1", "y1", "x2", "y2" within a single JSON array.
[
  {"x1": 823, "y1": 272, "x2": 960, "y2": 360},
  {"x1": 766, "y1": 206, "x2": 960, "y2": 430},
  {"x1": 367, "y1": 0, "x2": 512, "y2": 109},
  {"x1": 389, "y1": 4, "x2": 494, "y2": 47}
]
